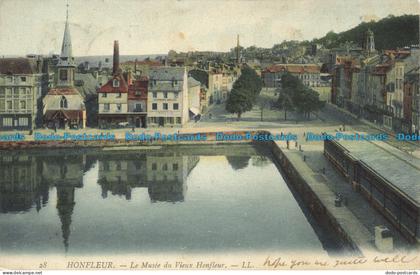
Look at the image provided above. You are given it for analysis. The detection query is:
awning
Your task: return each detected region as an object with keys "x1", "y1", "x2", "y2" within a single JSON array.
[{"x1": 189, "y1": 107, "x2": 200, "y2": 116}]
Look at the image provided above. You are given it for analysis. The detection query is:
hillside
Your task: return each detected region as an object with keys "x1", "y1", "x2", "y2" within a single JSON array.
[{"x1": 313, "y1": 14, "x2": 419, "y2": 50}]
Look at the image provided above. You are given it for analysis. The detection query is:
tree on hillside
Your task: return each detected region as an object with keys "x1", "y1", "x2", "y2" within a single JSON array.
[{"x1": 313, "y1": 14, "x2": 418, "y2": 50}]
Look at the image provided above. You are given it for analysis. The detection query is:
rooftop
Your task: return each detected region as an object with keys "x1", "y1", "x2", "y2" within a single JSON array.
[
  {"x1": 98, "y1": 74, "x2": 128, "y2": 94},
  {"x1": 149, "y1": 67, "x2": 185, "y2": 81},
  {"x1": 0, "y1": 58, "x2": 39, "y2": 75},
  {"x1": 334, "y1": 137, "x2": 420, "y2": 207},
  {"x1": 264, "y1": 64, "x2": 321, "y2": 74}
]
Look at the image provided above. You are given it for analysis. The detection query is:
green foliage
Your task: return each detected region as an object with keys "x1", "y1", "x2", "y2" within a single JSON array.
[
  {"x1": 189, "y1": 69, "x2": 209, "y2": 88},
  {"x1": 225, "y1": 87, "x2": 253, "y2": 119},
  {"x1": 276, "y1": 87, "x2": 294, "y2": 120},
  {"x1": 225, "y1": 66, "x2": 262, "y2": 119},
  {"x1": 277, "y1": 73, "x2": 325, "y2": 119},
  {"x1": 314, "y1": 14, "x2": 419, "y2": 50}
]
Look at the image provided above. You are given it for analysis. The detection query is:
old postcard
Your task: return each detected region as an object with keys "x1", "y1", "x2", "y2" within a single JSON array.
[{"x1": 0, "y1": 0, "x2": 419, "y2": 273}]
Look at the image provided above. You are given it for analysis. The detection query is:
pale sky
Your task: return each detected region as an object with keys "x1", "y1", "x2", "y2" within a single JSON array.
[{"x1": 0, "y1": 0, "x2": 418, "y2": 56}]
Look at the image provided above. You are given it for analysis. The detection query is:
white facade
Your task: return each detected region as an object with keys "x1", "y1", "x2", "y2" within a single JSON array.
[
  {"x1": 98, "y1": 93, "x2": 128, "y2": 114},
  {"x1": 147, "y1": 67, "x2": 189, "y2": 126}
]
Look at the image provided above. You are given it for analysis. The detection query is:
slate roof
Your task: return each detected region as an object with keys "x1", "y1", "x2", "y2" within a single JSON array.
[
  {"x1": 149, "y1": 67, "x2": 185, "y2": 81},
  {"x1": 0, "y1": 58, "x2": 38, "y2": 74},
  {"x1": 336, "y1": 138, "x2": 420, "y2": 207},
  {"x1": 75, "y1": 73, "x2": 100, "y2": 97}
]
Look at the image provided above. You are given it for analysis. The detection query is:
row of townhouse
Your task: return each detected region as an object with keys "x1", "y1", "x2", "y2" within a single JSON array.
[
  {"x1": 0, "y1": 9, "x2": 205, "y2": 131},
  {"x1": 331, "y1": 47, "x2": 420, "y2": 134},
  {"x1": 97, "y1": 41, "x2": 203, "y2": 128}
]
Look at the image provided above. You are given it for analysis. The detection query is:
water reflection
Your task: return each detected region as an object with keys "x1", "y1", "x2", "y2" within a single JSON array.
[
  {"x1": 0, "y1": 155, "x2": 47, "y2": 213},
  {"x1": 0, "y1": 146, "x2": 334, "y2": 255},
  {"x1": 0, "y1": 150, "x2": 201, "y2": 251}
]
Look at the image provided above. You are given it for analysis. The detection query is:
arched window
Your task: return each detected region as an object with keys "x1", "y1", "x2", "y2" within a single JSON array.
[
  {"x1": 113, "y1": 79, "x2": 120, "y2": 87},
  {"x1": 60, "y1": 96, "x2": 68, "y2": 109}
]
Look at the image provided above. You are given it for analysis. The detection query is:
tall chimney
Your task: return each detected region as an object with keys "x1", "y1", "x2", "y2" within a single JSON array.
[
  {"x1": 113, "y1": 40, "x2": 120, "y2": 75},
  {"x1": 236, "y1": 34, "x2": 240, "y2": 65}
]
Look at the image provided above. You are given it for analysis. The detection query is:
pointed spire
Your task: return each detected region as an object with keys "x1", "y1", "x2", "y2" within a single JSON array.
[
  {"x1": 58, "y1": 0, "x2": 75, "y2": 67},
  {"x1": 56, "y1": 186, "x2": 75, "y2": 253}
]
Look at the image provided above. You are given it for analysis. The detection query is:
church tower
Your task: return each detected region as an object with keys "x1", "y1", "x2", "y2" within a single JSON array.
[
  {"x1": 56, "y1": 2, "x2": 76, "y2": 87},
  {"x1": 364, "y1": 28, "x2": 375, "y2": 55},
  {"x1": 42, "y1": 0, "x2": 86, "y2": 129}
]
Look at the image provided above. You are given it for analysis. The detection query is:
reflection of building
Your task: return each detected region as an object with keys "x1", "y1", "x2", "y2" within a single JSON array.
[
  {"x1": 146, "y1": 153, "x2": 199, "y2": 202},
  {"x1": 97, "y1": 151, "x2": 199, "y2": 203},
  {"x1": 98, "y1": 154, "x2": 147, "y2": 200},
  {"x1": 41, "y1": 154, "x2": 84, "y2": 252},
  {"x1": 0, "y1": 154, "x2": 46, "y2": 213}
]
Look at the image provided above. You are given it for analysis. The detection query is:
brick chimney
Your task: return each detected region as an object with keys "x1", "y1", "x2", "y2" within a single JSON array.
[{"x1": 113, "y1": 40, "x2": 120, "y2": 75}]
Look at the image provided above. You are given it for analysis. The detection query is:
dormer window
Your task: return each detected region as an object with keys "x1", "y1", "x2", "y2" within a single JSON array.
[
  {"x1": 113, "y1": 79, "x2": 120, "y2": 87},
  {"x1": 60, "y1": 96, "x2": 68, "y2": 109}
]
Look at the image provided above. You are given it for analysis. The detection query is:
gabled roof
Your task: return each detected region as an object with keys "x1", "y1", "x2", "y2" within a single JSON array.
[
  {"x1": 0, "y1": 58, "x2": 38, "y2": 74},
  {"x1": 98, "y1": 74, "x2": 128, "y2": 93}
]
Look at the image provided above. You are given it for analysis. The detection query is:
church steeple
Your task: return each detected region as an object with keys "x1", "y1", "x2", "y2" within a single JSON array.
[
  {"x1": 58, "y1": 1, "x2": 75, "y2": 67},
  {"x1": 55, "y1": 1, "x2": 75, "y2": 87}
]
